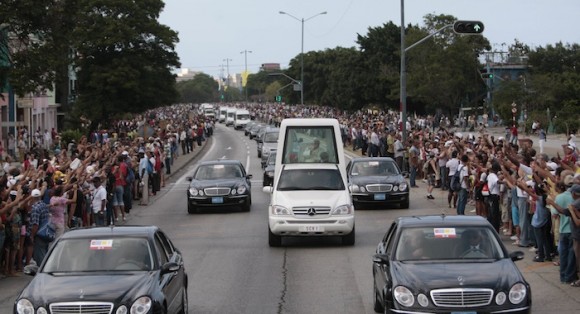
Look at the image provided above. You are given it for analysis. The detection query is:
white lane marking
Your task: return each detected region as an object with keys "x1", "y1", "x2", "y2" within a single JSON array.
[{"x1": 226, "y1": 146, "x2": 232, "y2": 150}]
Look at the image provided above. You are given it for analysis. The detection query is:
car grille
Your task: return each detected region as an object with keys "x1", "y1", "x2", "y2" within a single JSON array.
[
  {"x1": 366, "y1": 184, "x2": 393, "y2": 192},
  {"x1": 204, "y1": 187, "x2": 231, "y2": 196},
  {"x1": 431, "y1": 288, "x2": 493, "y2": 307},
  {"x1": 292, "y1": 206, "x2": 331, "y2": 216},
  {"x1": 50, "y1": 302, "x2": 114, "y2": 314}
]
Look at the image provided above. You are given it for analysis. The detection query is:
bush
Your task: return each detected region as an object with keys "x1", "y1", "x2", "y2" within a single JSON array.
[{"x1": 59, "y1": 129, "x2": 84, "y2": 147}]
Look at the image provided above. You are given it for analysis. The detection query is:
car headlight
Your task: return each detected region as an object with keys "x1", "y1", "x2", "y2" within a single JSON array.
[
  {"x1": 509, "y1": 283, "x2": 527, "y2": 304},
  {"x1": 37, "y1": 308, "x2": 48, "y2": 314},
  {"x1": 231, "y1": 188, "x2": 238, "y2": 195},
  {"x1": 16, "y1": 299, "x2": 36, "y2": 314},
  {"x1": 495, "y1": 291, "x2": 507, "y2": 305},
  {"x1": 393, "y1": 186, "x2": 399, "y2": 192},
  {"x1": 331, "y1": 204, "x2": 353, "y2": 215},
  {"x1": 116, "y1": 305, "x2": 128, "y2": 314},
  {"x1": 237, "y1": 186, "x2": 247, "y2": 194},
  {"x1": 189, "y1": 188, "x2": 198, "y2": 196},
  {"x1": 399, "y1": 183, "x2": 408, "y2": 191},
  {"x1": 417, "y1": 293, "x2": 429, "y2": 307},
  {"x1": 393, "y1": 286, "x2": 415, "y2": 307},
  {"x1": 349, "y1": 184, "x2": 360, "y2": 192},
  {"x1": 272, "y1": 205, "x2": 290, "y2": 215},
  {"x1": 130, "y1": 296, "x2": 152, "y2": 314},
  {"x1": 360, "y1": 186, "x2": 366, "y2": 192}
]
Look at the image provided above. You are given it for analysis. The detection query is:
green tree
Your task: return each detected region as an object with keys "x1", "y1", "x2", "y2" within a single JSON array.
[
  {"x1": 72, "y1": 0, "x2": 180, "y2": 128},
  {"x1": 176, "y1": 73, "x2": 219, "y2": 103}
]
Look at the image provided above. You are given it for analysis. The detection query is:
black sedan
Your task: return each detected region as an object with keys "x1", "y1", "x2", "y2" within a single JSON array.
[
  {"x1": 373, "y1": 215, "x2": 531, "y2": 314},
  {"x1": 15, "y1": 226, "x2": 187, "y2": 314},
  {"x1": 262, "y1": 150, "x2": 277, "y2": 186},
  {"x1": 187, "y1": 159, "x2": 252, "y2": 213},
  {"x1": 346, "y1": 157, "x2": 409, "y2": 209}
]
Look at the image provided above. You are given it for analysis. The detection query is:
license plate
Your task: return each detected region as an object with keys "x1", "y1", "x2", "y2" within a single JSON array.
[
  {"x1": 299, "y1": 226, "x2": 323, "y2": 232},
  {"x1": 211, "y1": 197, "x2": 224, "y2": 204},
  {"x1": 374, "y1": 193, "x2": 386, "y2": 200}
]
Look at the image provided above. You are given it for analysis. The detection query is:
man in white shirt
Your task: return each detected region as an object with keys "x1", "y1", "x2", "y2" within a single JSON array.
[
  {"x1": 91, "y1": 176, "x2": 108, "y2": 226},
  {"x1": 369, "y1": 127, "x2": 379, "y2": 157},
  {"x1": 446, "y1": 151, "x2": 460, "y2": 208},
  {"x1": 486, "y1": 163, "x2": 501, "y2": 232},
  {"x1": 394, "y1": 134, "x2": 405, "y2": 172},
  {"x1": 456, "y1": 154, "x2": 470, "y2": 215}
]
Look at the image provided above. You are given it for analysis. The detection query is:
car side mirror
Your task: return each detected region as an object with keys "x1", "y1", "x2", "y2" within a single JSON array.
[
  {"x1": 23, "y1": 264, "x2": 39, "y2": 276},
  {"x1": 186, "y1": 176, "x2": 192, "y2": 182},
  {"x1": 401, "y1": 171, "x2": 409, "y2": 178},
  {"x1": 372, "y1": 254, "x2": 390, "y2": 265},
  {"x1": 509, "y1": 251, "x2": 525, "y2": 262},
  {"x1": 247, "y1": 174, "x2": 253, "y2": 179},
  {"x1": 262, "y1": 186, "x2": 273, "y2": 193},
  {"x1": 160, "y1": 262, "x2": 180, "y2": 275}
]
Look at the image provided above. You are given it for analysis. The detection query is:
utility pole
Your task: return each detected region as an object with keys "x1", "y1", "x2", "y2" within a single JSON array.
[
  {"x1": 223, "y1": 58, "x2": 232, "y2": 88},
  {"x1": 240, "y1": 50, "x2": 252, "y2": 102}
]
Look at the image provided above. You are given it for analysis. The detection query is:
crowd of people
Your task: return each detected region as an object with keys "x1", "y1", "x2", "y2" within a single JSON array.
[
  {"x1": 0, "y1": 101, "x2": 579, "y2": 288},
  {"x1": 0, "y1": 104, "x2": 214, "y2": 275}
]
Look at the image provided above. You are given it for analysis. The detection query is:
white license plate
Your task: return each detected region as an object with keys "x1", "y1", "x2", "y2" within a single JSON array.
[
  {"x1": 299, "y1": 226, "x2": 324, "y2": 232},
  {"x1": 211, "y1": 197, "x2": 224, "y2": 204},
  {"x1": 374, "y1": 193, "x2": 386, "y2": 200}
]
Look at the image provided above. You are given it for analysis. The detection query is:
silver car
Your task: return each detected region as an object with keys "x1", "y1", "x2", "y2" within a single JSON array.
[{"x1": 259, "y1": 127, "x2": 280, "y2": 161}]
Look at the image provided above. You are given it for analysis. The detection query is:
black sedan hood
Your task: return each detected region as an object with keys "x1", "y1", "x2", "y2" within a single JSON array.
[
  {"x1": 350, "y1": 175, "x2": 403, "y2": 185},
  {"x1": 19, "y1": 272, "x2": 154, "y2": 304},
  {"x1": 391, "y1": 259, "x2": 524, "y2": 291}
]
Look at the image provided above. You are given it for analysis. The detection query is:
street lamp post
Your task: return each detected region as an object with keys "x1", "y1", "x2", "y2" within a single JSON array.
[
  {"x1": 279, "y1": 10, "x2": 327, "y2": 106},
  {"x1": 240, "y1": 50, "x2": 252, "y2": 102}
]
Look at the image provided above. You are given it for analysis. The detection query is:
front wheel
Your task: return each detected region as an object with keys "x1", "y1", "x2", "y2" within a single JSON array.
[
  {"x1": 342, "y1": 226, "x2": 355, "y2": 245},
  {"x1": 187, "y1": 203, "x2": 196, "y2": 214},
  {"x1": 399, "y1": 199, "x2": 409, "y2": 209},
  {"x1": 373, "y1": 281, "x2": 384, "y2": 313},
  {"x1": 242, "y1": 197, "x2": 251, "y2": 212},
  {"x1": 178, "y1": 285, "x2": 188, "y2": 314},
  {"x1": 269, "y1": 228, "x2": 282, "y2": 247}
]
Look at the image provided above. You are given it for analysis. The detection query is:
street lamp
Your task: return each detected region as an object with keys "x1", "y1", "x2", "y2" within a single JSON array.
[
  {"x1": 279, "y1": 10, "x2": 327, "y2": 105},
  {"x1": 240, "y1": 50, "x2": 252, "y2": 102}
]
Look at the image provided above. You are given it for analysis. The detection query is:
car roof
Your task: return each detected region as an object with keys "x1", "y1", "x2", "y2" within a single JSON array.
[
  {"x1": 60, "y1": 225, "x2": 159, "y2": 239},
  {"x1": 198, "y1": 159, "x2": 242, "y2": 166},
  {"x1": 351, "y1": 157, "x2": 396, "y2": 163},
  {"x1": 395, "y1": 215, "x2": 490, "y2": 228},
  {"x1": 265, "y1": 127, "x2": 280, "y2": 132}
]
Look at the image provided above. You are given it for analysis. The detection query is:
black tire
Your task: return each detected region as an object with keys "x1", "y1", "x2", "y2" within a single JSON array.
[
  {"x1": 373, "y1": 281, "x2": 384, "y2": 313},
  {"x1": 242, "y1": 197, "x2": 251, "y2": 212},
  {"x1": 400, "y1": 199, "x2": 409, "y2": 209},
  {"x1": 268, "y1": 228, "x2": 282, "y2": 247},
  {"x1": 187, "y1": 203, "x2": 196, "y2": 214},
  {"x1": 342, "y1": 226, "x2": 355, "y2": 246},
  {"x1": 258, "y1": 151, "x2": 262, "y2": 158},
  {"x1": 179, "y1": 285, "x2": 188, "y2": 314}
]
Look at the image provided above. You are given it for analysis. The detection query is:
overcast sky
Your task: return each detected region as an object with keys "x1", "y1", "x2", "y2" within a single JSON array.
[{"x1": 159, "y1": 0, "x2": 580, "y2": 78}]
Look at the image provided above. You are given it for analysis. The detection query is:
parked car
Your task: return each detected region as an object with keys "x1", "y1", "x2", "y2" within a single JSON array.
[
  {"x1": 346, "y1": 157, "x2": 409, "y2": 209},
  {"x1": 262, "y1": 150, "x2": 277, "y2": 186},
  {"x1": 186, "y1": 159, "x2": 252, "y2": 213},
  {"x1": 15, "y1": 226, "x2": 188, "y2": 314},
  {"x1": 259, "y1": 127, "x2": 280, "y2": 161},
  {"x1": 248, "y1": 123, "x2": 264, "y2": 140},
  {"x1": 244, "y1": 121, "x2": 256, "y2": 136},
  {"x1": 372, "y1": 215, "x2": 531, "y2": 314}
]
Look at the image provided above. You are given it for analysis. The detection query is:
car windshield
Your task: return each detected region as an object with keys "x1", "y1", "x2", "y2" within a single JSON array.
[
  {"x1": 395, "y1": 227, "x2": 505, "y2": 261},
  {"x1": 195, "y1": 164, "x2": 243, "y2": 180},
  {"x1": 264, "y1": 132, "x2": 279, "y2": 143},
  {"x1": 277, "y1": 168, "x2": 345, "y2": 191},
  {"x1": 350, "y1": 160, "x2": 400, "y2": 176},
  {"x1": 237, "y1": 114, "x2": 250, "y2": 120},
  {"x1": 43, "y1": 237, "x2": 154, "y2": 272},
  {"x1": 282, "y1": 126, "x2": 338, "y2": 164}
]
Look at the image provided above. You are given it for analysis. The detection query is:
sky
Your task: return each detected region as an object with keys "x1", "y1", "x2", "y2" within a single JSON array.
[{"x1": 158, "y1": 0, "x2": 580, "y2": 78}]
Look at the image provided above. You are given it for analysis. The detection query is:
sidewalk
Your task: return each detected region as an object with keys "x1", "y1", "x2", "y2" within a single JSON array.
[{"x1": 0, "y1": 137, "x2": 211, "y2": 309}]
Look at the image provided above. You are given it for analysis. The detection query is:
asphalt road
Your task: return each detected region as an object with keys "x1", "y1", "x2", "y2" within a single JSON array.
[{"x1": 2, "y1": 124, "x2": 579, "y2": 314}]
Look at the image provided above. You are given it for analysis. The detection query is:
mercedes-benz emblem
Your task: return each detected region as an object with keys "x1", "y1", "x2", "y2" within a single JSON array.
[
  {"x1": 307, "y1": 208, "x2": 317, "y2": 216},
  {"x1": 457, "y1": 276, "x2": 464, "y2": 286},
  {"x1": 79, "y1": 289, "x2": 85, "y2": 299}
]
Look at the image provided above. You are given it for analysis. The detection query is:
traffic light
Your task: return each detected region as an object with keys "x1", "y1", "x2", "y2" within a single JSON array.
[
  {"x1": 453, "y1": 20, "x2": 484, "y2": 34},
  {"x1": 275, "y1": 95, "x2": 282, "y2": 102},
  {"x1": 481, "y1": 73, "x2": 493, "y2": 79}
]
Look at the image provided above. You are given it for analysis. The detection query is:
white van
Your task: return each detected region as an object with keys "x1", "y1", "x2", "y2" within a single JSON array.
[
  {"x1": 225, "y1": 108, "x2": 237, "y2": 126},
  {"x1": 263, "y1": 118, "x2": 355, "y2": 247},
  {"x1": 234, "y1": 109, "x2": 251, "y2": 129},
  {"x1": 218, "y1": 107, "x2": 228, "y2": 123}
]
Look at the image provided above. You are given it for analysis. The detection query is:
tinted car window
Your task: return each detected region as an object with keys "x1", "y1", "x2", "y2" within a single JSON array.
[
  {"x1": 282, "y1": 126, "x2": 338, "y2": 164},
  {"x1": 194, "y1": 164, "x2": 243, "y2": 180},
  {"x1": 350, "y1": 160, "x2": 400, "y2": 176},
  {"x1": 277, "y1": 169, "x2": 345, "y2": 191},
  {"x1": 156, "y1": 231, "x2": 175, "y2": 257},
  {"x1": 43, "y1": 238, "x2": 153, "y2": 272},
  {"x1": 394, "y1": 227, "x2": 504, "y2": 261},
  {"x1": 154, "y1": 236, "x2": 169, "y2": 264}
]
